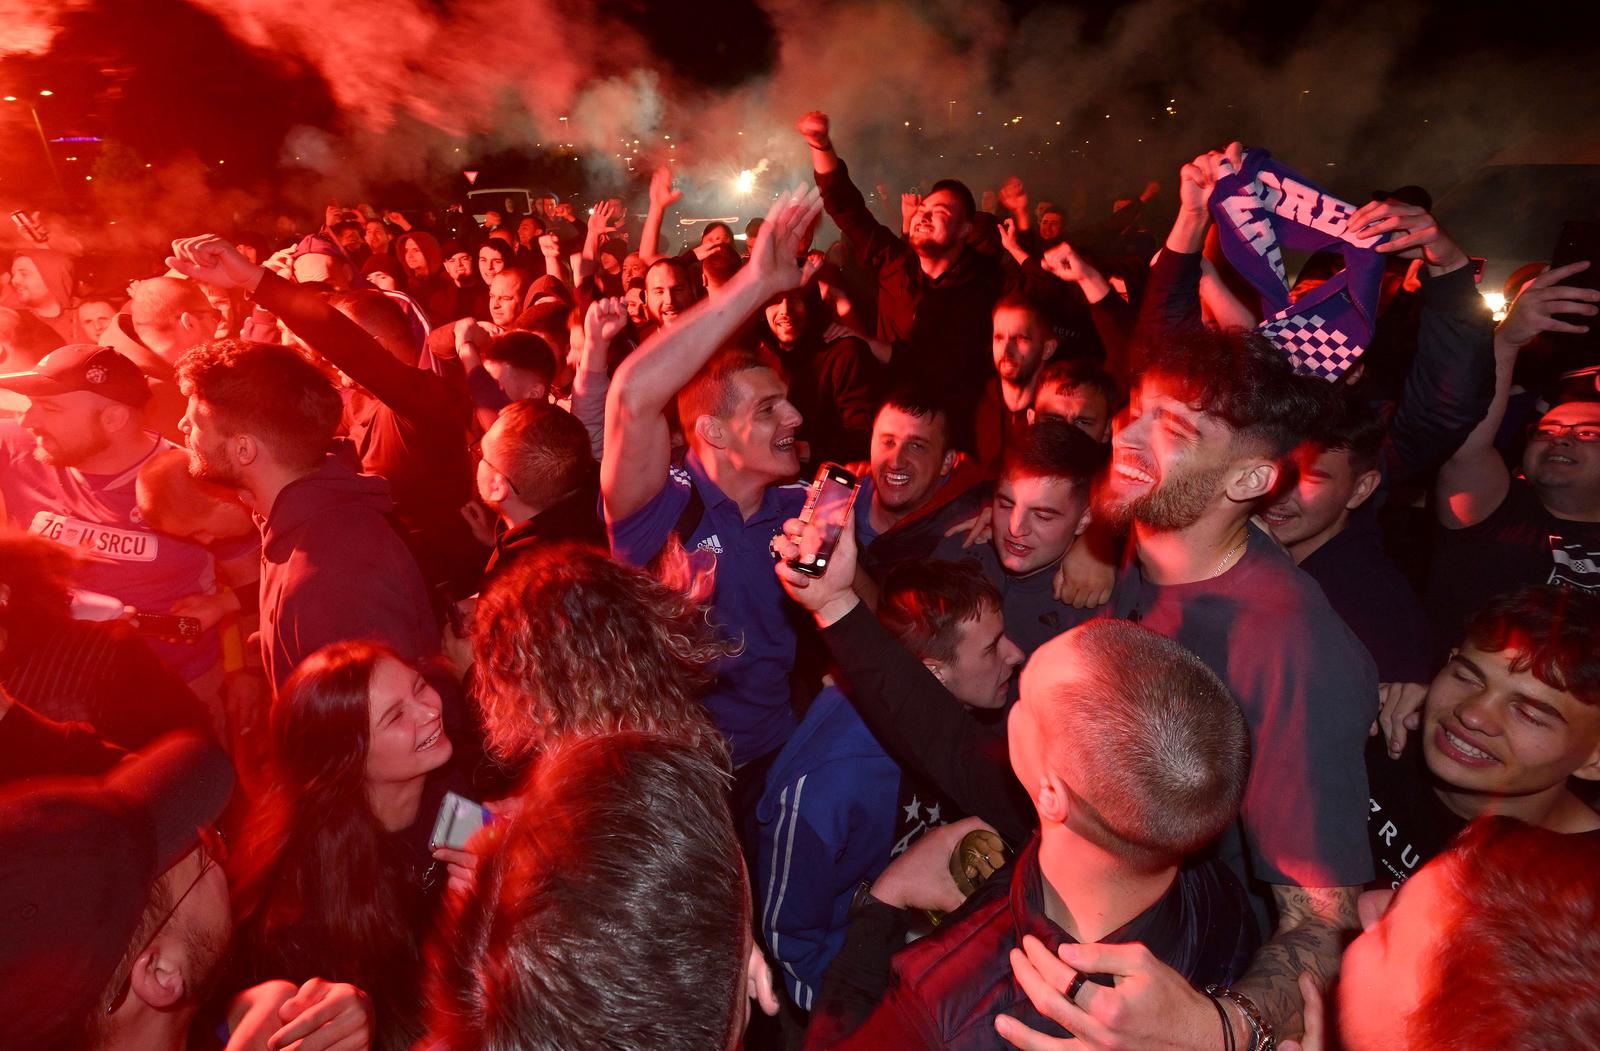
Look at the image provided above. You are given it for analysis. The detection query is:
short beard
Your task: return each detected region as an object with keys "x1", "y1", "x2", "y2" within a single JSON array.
[
  {"x1": 187, "y1": 447, "x2": 241, "y2": 488},
  {"x1": 1097, "y1": 461, "x2": 1228, "y2": 532}
]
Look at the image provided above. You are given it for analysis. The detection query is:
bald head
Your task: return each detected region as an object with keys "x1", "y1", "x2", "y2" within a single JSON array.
[{"x1": 130, "y1": 277, "x2": 218, "y2": 365}]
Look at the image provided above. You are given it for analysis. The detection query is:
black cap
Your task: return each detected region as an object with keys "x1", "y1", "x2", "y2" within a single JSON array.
[
  {"x1": 0, "y1": 344, "x2": 152, "y2": 407},
  {"x1": 0, "y1": 734, "x2": 234, "y2": 1049}
]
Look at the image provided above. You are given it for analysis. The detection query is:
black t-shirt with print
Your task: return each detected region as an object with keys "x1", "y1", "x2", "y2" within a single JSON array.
[
  {"x1": 1427, "y1": 478, "x2": 1600, "y2": 648},
  {"x1": 1366, "y1": 732, "x2": 1600, "y2": 889},
  {"x1": 1364, "y1": 734, "x2": 1465, "y2": 889}
]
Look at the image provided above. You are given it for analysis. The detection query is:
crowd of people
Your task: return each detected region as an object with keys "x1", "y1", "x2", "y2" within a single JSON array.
[{"x1": 1, "y1": 107, "x2": 1599, "y2": 1051}]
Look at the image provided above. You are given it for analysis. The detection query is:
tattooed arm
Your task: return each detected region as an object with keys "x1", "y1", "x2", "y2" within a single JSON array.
[{"x1": 1232, "y1": 884, "x2": 1361, "y2": 1041}]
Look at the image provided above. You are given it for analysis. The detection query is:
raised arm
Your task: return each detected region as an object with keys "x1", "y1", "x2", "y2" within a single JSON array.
[
  {"x1": 639, "y1": 167, "x2": 681, "y2": 264},
  {"x1": 573, "y1": 296, "x2": 627, "y2": 461},
  {"x1": 772, "y1": 508, "x2": 1035, "y2": 845},
  {"x1": 602, "y1": 187, "x2": 823, "y2": 521},
  {"x1": 1138, "y1": 143, "x2": 1243, "y2": 340},
  {"x1": 169, "y1": 234, "x2": 440, "y2": 414},
  {"x1": 798, "y1": 112, "x2": 899, "y2": 261},
  {"x1": 575, "y1": 199, "x2": 623, "y2": 285},
  {"x1": 1434, "y1": 260, "x2": 1599, "y2": 528}
]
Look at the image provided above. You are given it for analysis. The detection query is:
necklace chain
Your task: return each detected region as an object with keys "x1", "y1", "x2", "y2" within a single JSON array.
[{"x1": 1213, "y1": 533, "x2": 1248, "y2": 578}]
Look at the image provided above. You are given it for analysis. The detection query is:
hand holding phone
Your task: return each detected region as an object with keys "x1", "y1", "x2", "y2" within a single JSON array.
[
  {"x1": 127, "y1": 611, "x2": 203, "y2": 640},
  {"x1": 787, "y1": 462, "x2": 860, "y2": 577},
  {"x1": 430, "y1": 791, "x2": 493, "y2": 851}
]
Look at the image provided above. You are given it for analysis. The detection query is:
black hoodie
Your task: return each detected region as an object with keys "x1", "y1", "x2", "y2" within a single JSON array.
[{"x1": 258, "y1": 446, "x2": 438, "y2": 692}]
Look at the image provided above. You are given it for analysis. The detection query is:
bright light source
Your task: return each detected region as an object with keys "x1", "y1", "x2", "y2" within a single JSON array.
[
  {"x1": 734, "y1": 169, "x2": 756, "y2": 195},
  {"x1": 1481, "y1": 291, "x2": 1508, "y2": 321},
  {"x1": 38, "y1": 90, "x2": 52, "y2": 97},
  {"x1": 2, "y1": 96, "x2": 15, "y2": 102}
]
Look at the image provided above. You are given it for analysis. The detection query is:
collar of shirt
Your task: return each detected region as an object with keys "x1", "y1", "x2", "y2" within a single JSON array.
[{"x1": 1008, "y1": 834, "x2": 1189, "y2": 988}]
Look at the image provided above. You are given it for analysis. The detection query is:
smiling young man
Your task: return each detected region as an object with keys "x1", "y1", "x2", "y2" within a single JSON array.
[
  {"x1": 798, "y1": 111, "x2": 1016, "y2": 450},
  {"x1": 1428, "y1": 260, "x2": 1600, "y2": 645},
  {"x1": 1366, "y1": 585, "x2": 1600, "y2": 889},
  {"x1": 603, "y1": 187, "x2": 823, "y2": 805},
  {"x1": 1262, "y1": 389, "x2": 1435, "y2": 683},
  {"x1": 947, "y1": 415, "x2": 1107, "y2": 656},
  {"x1": 1090, "y1": 322, "x2": 1377, "y2": 1047},
  {"x1": 852, "y1": 387, "x2": 990, "y2": 579}
]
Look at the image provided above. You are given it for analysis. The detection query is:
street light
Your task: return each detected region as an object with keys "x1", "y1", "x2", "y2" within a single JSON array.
[{"x1": 3, "y1": 92, "x2": 65, "y2": 196}]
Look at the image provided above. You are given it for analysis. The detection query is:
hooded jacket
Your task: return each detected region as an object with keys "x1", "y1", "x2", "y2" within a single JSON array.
[
  {"x1": 7, "y1": 250, "x2": 78, "y2": 343},
  {"x1": 257, "y1": 448, "x2": 438, "y2": 692},
  {"x1": 254, "y1": 272, "x2": 485, "y2": 599},
  {"x1": 393, "y1": 232, "x2": 456, "y2": 322}
]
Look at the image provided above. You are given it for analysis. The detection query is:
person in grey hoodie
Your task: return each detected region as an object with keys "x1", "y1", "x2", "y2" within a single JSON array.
[{"x1": 174, "y1": 337, "x2": 437, "y2": 693}]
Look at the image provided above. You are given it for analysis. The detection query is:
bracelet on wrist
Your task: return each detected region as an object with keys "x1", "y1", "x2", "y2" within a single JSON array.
[
  {"x1": 1206, "y1": 986, "x2": 1274, "y2": 1051},
  {"x1": 1208, "y1": 992, "x2": 1236, "y2": 1051}
]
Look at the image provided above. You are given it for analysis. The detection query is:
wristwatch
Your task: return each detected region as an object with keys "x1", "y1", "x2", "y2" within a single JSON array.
[{"x1": 848, "y1": 880, "x2": 886, "y2": 919}]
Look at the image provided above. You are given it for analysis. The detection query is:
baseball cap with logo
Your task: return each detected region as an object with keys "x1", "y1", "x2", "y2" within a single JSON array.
[{"x1": 0, "y1": 344, "x2": 152, "y2": 407}]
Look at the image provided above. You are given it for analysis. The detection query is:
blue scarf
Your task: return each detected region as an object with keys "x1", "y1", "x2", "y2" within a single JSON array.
[{"x1": 1208, "y1": 148, "x2": 1387, "y2": 380}]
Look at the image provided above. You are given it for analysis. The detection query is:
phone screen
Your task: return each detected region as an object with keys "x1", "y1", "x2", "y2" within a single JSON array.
[{"x1": 789, "y1": 463, "x2": 859, "y2": 577}]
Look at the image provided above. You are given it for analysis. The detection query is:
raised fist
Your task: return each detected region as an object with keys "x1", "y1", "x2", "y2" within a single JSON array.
[{"x1": 796, "y1": 111, "x2": 832, "y2": 151}]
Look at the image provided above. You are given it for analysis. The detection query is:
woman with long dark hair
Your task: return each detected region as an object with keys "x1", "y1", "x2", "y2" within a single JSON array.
[{"x1": 225, "y1": 640, "x2": 463, "y2": 1051}]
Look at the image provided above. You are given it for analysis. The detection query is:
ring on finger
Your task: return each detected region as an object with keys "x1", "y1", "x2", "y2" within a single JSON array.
[{"x1": 1067, "y1": 972, "x2": 1089, "y2": 1005}]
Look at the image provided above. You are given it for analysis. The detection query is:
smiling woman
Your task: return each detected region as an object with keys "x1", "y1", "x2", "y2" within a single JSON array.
[{"x1": 223, "y1": 640, "x2": 470, "y2": 1051}]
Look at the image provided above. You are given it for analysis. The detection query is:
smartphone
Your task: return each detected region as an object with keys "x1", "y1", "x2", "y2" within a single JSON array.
[
  {"x1": 10, "y1": 210, "x2": 47, "y2": 244},
  {"x1": 127, "y1": 611, "x2": 203, "y2": 640},
  {"x1": 787, "y1": 462, "x2": 859, "y2": 578},
  {"x1": 430, "y1": 791, "x2": 492, "y2": 851}
]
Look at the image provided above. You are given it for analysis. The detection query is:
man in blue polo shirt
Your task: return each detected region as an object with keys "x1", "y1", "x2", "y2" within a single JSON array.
[{"x1": 602, "y1": 187, "x2": 824, "y2": 814}]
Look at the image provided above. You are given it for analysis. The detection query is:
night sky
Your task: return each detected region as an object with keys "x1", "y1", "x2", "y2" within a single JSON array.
[{"x1": 2, "y1": 0, "x2": 1597, "y2": 232}]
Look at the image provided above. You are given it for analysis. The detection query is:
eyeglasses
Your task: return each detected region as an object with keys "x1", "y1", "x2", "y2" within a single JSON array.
[
  {"x1": 1530, "y1": 424, "x2": 1600, "y2": 444},
  {"x1": 470, "y1": 438, "x2": 521, "y2": 496},
  {"x1": 104, "y1": 827, "x2": 227, "y2": 1015}
]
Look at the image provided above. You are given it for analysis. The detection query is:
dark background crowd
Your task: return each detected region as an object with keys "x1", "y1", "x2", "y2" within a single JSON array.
[{"x1": 3, "y1": 3, "x2": 1600, "y2": 1048}]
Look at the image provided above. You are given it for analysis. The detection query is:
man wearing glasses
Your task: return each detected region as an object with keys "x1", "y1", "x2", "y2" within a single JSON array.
[
  {"x1": 1430, "y1": 258, "x2": 1600, "y2": 646},
  {"x1": 0, "y1": 733, "x2": 369, "y2": 1051}
]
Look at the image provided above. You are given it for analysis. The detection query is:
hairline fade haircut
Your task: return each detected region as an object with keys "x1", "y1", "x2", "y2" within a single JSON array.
[
  {"x1": 485, "y1": 400, "x2": 593, "y2": 507},
  {"x1": 1000, "y1": 414, "x2": 1109, "y2": 487},
  {"x1": 1136, "y1": 326, "x2": 1327, "y2": 461},
  {"x1": 875, "y1": 383, "x2": 954, "y2": 451},
  {"x1": 878, "y1": 559, "x2": 1002, "y2": 665},
  {"x1": 175, "y1": 338, "x2": 342, "y2": 473},
  {"x1": 427, "y1": 732, "x2": 746, "y2": 1051},
  {"x1": 1044, "y1": 620, "x2": 1250, "y2": 870},
  {"x1": 675, "y1": 345, "x2": 786, "y2": 443},
  {"x1": 991, "y1": 291, "x2": 1052, "y2": 332}
]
